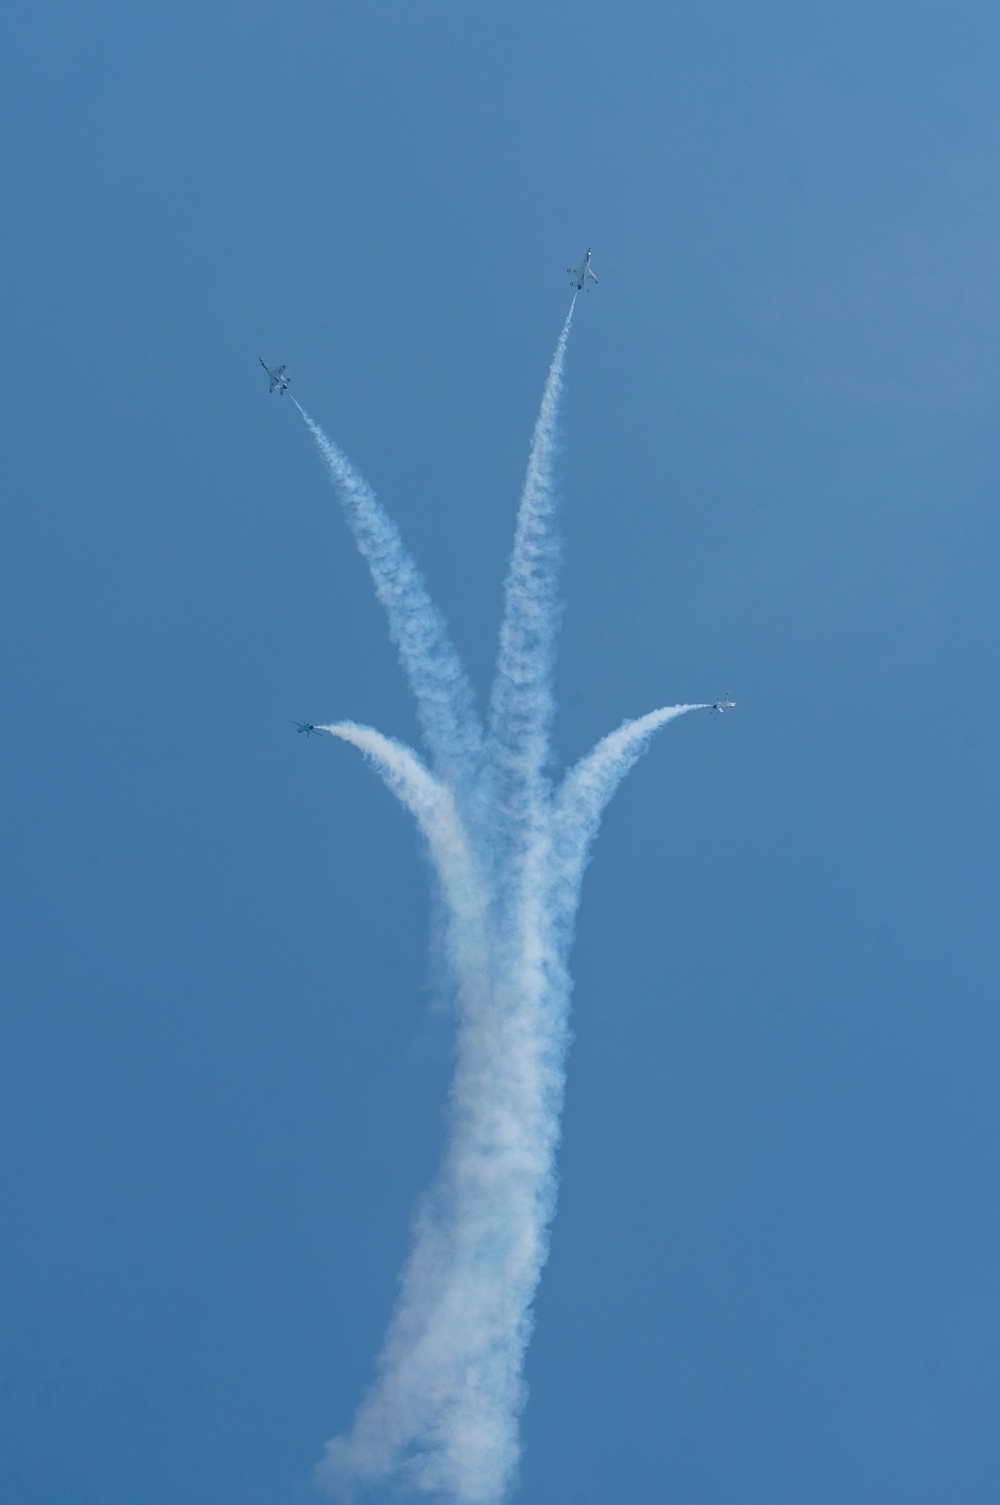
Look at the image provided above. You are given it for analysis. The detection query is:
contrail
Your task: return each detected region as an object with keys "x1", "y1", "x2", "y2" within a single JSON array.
[
  {"x1": 298, "y1": 307, "x2": 707, "y2": 1504},
  {"x1": 296, "y1": 402, "x2": 483, "y2": 796},
  {"x1": 320, "y1": 720, "x2": 491, "y2": 999},
  {"x1": 487, "y1": 296, "x2": 575, "y2": 861},
  {"x1": 551, "y1": 703, "x2": 709, "y2": 915}
]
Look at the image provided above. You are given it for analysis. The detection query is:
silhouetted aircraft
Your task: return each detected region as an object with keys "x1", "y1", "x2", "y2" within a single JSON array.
[
  {"x1": 260, "y1": 358, "x2": 290, "y2": 394},
  {"x1": 567, "y1": 248, "x2": 599, "y2": 292}
]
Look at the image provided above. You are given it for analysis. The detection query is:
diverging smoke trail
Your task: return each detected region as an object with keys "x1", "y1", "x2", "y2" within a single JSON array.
[
  {"x1": 296, "y1": 404, "x2": 483, "y2": 795},
  {"x1": 549, "y1": 703, "x2": 709, "y2": 935},
  {"x1": 487, "y1": 296, "x2": 575, "y2": 856},
  {"x1": 304, "y1": 313, "x2": 706, "y2": 1505},
  {"x1": 320, "y1": 721, "x2": 488, "y2": 971}
]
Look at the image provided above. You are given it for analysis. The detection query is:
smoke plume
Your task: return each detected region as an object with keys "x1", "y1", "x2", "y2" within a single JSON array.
[{"x1": 295, "y1": 308, "x2": 705, "y2": 1504}]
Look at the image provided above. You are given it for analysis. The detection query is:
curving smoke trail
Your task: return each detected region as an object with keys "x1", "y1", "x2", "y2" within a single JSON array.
[
  {"x1": 299, "y1": 309, "x2": 705, "y2": 1505},
  {"x1": 550, "y1": 703, "x2": 709, "y2": 931}
]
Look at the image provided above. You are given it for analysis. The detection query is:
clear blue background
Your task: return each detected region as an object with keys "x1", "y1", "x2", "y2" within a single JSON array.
[{"x1": 2, "y1": 2, "x2": 999, "y2": 1501}]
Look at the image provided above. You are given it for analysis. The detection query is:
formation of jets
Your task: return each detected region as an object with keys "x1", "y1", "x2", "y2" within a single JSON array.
[
  {"x1": 298, "y1": 702, "x2": 735, "y2": 736},
  {"x1": 272, "y1": 254, "x2": 737, "y2": 734},
  {"x1": 298, "y1": 701, "x2": 734, "y2": 738},
  {"x1": 567, "y1": 248, "x2": 599, "y2": 292},
  {"x1": 260, "y1": 358, "x2": 290, "y2": 395},
  {"x1": 264, "y1": 251, "x2": 601, "y2": 403}
]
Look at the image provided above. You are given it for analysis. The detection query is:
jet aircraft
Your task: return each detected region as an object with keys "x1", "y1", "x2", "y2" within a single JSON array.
[
  {"x1": 710, "y1": 696, "x2": 736, "y2": 718},
  {"x1": 567, "y1": 248, "x2": 599, "y2": 292},
  {"x1": 296, "y1": 722, "x2": 322, "y2": 737},
  {"x1": 260, "y1": 358, "x2": 290, "y2": 395}
]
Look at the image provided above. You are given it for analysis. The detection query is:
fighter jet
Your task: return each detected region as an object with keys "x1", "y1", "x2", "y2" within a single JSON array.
[
  {"x1": 260, "y1": 358, "x2": 290, "y2": 395},
  {"x1": 710, "y1": 695, "x2": 736, "y2": 718},
  {"x1": 296, "y1": 722, "x2": 322, "y2": 737},
  {"x1": 567, "y1": 248, "x2": 599, "y2": 292}
]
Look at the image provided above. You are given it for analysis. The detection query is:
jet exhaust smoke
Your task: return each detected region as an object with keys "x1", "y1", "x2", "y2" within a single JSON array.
[{"x1": 296, "y1": 309, "x2": 706, "y2": 1505}]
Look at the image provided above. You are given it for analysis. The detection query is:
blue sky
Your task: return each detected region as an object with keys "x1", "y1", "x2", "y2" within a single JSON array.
[{"x1": 2, "y1": 1, "x2": 1000, "y2": 1502}]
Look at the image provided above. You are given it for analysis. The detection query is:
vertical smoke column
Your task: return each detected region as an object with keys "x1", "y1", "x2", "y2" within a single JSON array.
[{"x1": 487, "y1": 296, "x2": 575, "y2": 856}]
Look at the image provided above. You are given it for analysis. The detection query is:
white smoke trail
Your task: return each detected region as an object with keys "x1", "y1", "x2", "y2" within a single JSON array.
[
  {"x1": 319, "y1": 951, "x2": 561, "y2": 1504},
  {"x1": 320, "y1": 721, "x2": 482, "y2": 933},
  {"x1": 550, "y1": 703, "x2": 709, "y2": 925},
  {"x1": 297, "y1": 404, "x2": 483, "y2": 794},
  {"x1": 487, "y1": 297, "x2": 575, "y2": 851},
  {"x1": 300, "y1": 315, "x2": 709, "y2": 1505}
]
